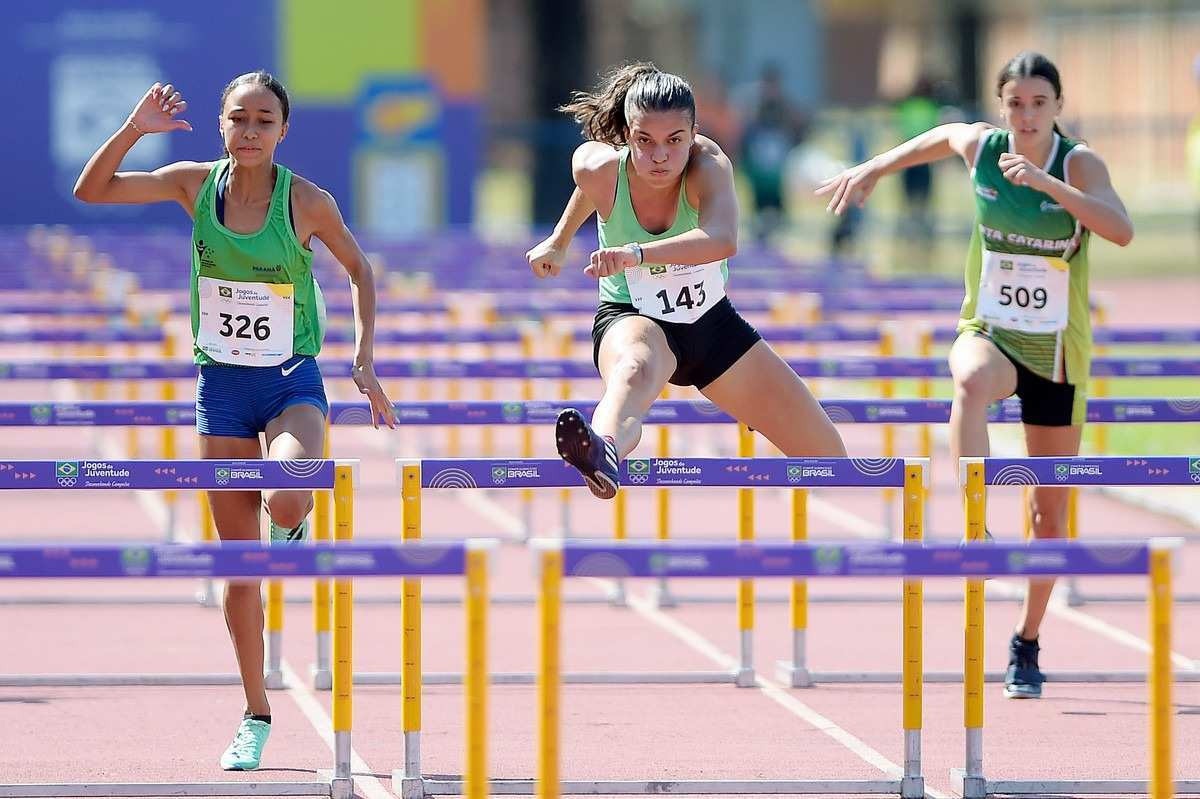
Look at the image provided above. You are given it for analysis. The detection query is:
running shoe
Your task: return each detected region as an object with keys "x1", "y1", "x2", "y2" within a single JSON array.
[
  {"x1": 1003, "y1": 632, "x2": 1046, "y2": 699},
  {"x1": 219, "y1": 717, "x2": 271, "y2": 770},
  {"x1": 269, "y1": 517, "x2": 308, "y2": 545},
  {"x1": 555, "y1": 407, "x2": 619, "y2": 500}
]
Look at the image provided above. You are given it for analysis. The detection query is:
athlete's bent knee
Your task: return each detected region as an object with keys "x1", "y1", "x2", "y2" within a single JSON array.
[
  {"x1": 265, "y1": 490, "x2": 312, "y2": 529},
  {"x1": 953, "y1": 365, "x2": 1004, "y2": 407},
  {"x1": 608, "y1": 353, "x2": 667, "y2": 395}
]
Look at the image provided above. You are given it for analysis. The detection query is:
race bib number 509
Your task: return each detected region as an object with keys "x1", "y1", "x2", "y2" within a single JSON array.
[{"x1": 977, "y1": 249, "x2": 1069, "y2": 334}]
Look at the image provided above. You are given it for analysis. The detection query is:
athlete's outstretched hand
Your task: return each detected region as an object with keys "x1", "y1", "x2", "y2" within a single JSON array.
[
  {"x1": 127, "y1": 83, "x2": 192, "y2": 134},
  {"x1": 584, "y1": 245, "x2": 638, "y2": 278},
  {"x1": 352, "y1": 363, "x2": 396, "y2": 429},
  {"x1": 526, "y1": 236, "x2": 567, "y2": 279},
  {"x1": 814, "y1": 159, "x2": 881, "y2": 215}
]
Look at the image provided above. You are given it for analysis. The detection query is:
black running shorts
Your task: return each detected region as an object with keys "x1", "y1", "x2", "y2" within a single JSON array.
[{"x1": 590, "y1": 297, "x2": 762, "y2": 389}]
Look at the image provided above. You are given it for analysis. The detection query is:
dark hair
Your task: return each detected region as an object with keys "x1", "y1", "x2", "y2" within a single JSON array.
[
  {"x1": 219, "y1": 70, "x2": 290, "y2": 156},
  {"x1": 995, "y1": 51, "x2": 1066, "y2": 136},
  {"x1": 559, "y1": 62, "x2": 696, "y2": 147}
]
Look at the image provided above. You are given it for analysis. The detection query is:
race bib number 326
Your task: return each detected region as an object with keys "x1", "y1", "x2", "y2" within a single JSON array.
[{"x1": 196, "y1": 277, "x2": 294, "y2": 366}]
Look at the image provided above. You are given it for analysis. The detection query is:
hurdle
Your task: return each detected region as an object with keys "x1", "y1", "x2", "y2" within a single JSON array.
[
  {"x1": 953, "y1": 455, "x2": 1199, "y2": 798},
  {"x1": 0, "y1": 535, "x2": 490, "y2": 799},
  {"x1": 522, "y1": 538, "x2": 1179, "y2": 799},
  {"x1": 371, "y1": 456, "x2": 926, "y2": 696},
  {"x1": 0, "y1": 458, "x2": 351, "y2": 689}
]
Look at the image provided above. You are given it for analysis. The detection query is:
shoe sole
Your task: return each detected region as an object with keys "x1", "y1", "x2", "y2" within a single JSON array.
[
  {"x1": 1003, "y1": 686, "x2": 1042, "y2": 699},
  {"x1": 555, "y1": 409, "x2": 618, "y2": 500}
]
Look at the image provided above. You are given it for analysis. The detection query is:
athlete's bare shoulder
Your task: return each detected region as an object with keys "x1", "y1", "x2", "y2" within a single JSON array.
[
  {"x1": 691, "y1": 134, "x2": 727, "y2": 159},
  {"x1": 572, "y1": 141, "x2": 619, "y2": 181},
  {"x1": 571, "y1": 141, "x2": 620, "y2": 214},
  {"x1": 160, "y1": 160, "x2": 218, "y2": 213},
  {"x1": 287, "y1": 172, "x2": 332, "y2": 210},
  {"x1": 689, "y1": 135, "x2": 732, "y2": 170}
]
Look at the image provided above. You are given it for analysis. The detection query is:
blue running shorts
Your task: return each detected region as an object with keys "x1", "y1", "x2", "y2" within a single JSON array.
[{"x1": 196, "y1": 354, "x2": 329, "y2": 439}]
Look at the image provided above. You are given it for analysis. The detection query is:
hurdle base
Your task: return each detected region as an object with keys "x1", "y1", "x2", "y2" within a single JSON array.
[
  {"x1": 317, "y1": 770, "x2": 354, "y2": 799},
  {"x1": 949, "y1": 777, "x2": 1200, "y2": 796},
  {"x1": 733, "y1": 666, "x2": 756, "y2": 688},
  {"x1": 607, "y1": 579, "x2": 628, "y2": 607},
  {"x1": 422, "y1": 777, "x2": 903, "y2": 794},
  {"x1": 196, "y1": 580, "x2": 220, "y2": 608},
  {"x1": 0, "y1": 781, "x2": 332, "y2": 797},
  {"x1": 392, "y1": 772, "x2": 426, "y2": 799},
  {"x1": 899, "y1": 775, "x2": 924, "y2": 799},
  {"x1": 311, "y1": 666, "x2": 332, "y2": 691},
  {"x1": 264, "y1": 668, "x2": 285, "y2": 690},
  {"x1": 774, "y1": 660, "x2": 813, "y2": 688},
  {"x1": 650, "y1": 582, "x2": 677, "y2": 609},
  {"x1": 949, "y1": 769, "x2": 986, "y2": 799}
]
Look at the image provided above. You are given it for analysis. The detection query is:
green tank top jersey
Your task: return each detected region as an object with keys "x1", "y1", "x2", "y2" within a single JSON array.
[
  {"x1": 190, "y1": 160, "x2": 320, "y2": 365},
  {"x1": 959, "y1": 129, "x2": 1092, "y2": 402},
  {"x1": 596, "y1": 148, "x2": 729, "y2": 304}
]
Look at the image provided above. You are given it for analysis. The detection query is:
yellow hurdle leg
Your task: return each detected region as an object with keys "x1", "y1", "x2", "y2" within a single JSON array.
[
  {"x1": 918, "y1": 328, "x2": 933, "y2": 459},
  {"x1": 312, "y1": 422, "x2": 333, "y2": 689},
  {"x1": 464, "y1": 542, "x2": 490, "y2": 799},
  {"x1": 735, "y1": 424, "x2": 755, "y2": 687},
  {"x1": 161, "y1": 330, "x2": 178, "y2": 542},
  {"x1": 879, "y1": 327, "x2": 897, "y2": 535},
  {"x1": 397, "y1": 461, "x2": 424, "y2": 791},
  {"x1": 331, "y1": 463, "x2": 355, "y2": 794},
  {"x1": 197, "y1": 492, "x2": 218, "y2": 607},
  {"x1": 520, "y1": 330, "x2": 536, "y2": 539},
  {"x1": 264, "y1": 577, "x2": 284, "y2": 688},
  {"x1": 901, "y1": 461, "x2": 926, "y2": 799},
  {"x1": 537, "y1": 546, "x2": 563, "y2": 799},
  {"x1": 778, "y1": 487, "x2": 810, "y2": 687},
  {"x1": 652, "y1": 397, "x2": 674, "y2": 607},
  {"x1": 1149, "y1": 542, "x2": 1174, "y2": 799},
  {"x1": 962, "y1": 460, "x2": 986, "y2": 795}
]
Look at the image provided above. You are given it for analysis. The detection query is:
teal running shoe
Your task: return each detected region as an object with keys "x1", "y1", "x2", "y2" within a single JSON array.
[
  {"x1": 269, "y1": 517, "x2": 308, "y2": 545},
  {"x1": 1004, "y1": 633, "x2": 1046, "y2": 699},
  {"x1": 219, "y1": 718, "x2": 271, "y2": 770}
]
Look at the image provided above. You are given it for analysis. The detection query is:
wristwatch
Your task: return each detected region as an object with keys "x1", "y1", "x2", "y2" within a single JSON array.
[{"x1": 627, "y1": 242, "x2": 644, "y2": 265}]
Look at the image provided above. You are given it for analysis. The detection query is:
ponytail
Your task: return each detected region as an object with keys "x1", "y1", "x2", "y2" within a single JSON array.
[{"x1": 559, "y1": 61, "x2": 695, "y2": 146}]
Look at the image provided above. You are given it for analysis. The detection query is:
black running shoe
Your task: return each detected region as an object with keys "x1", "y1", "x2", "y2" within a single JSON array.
[
  {"x1": 555, "y1": 408, "x2": 619, "y2": 499},
  {"x1": 1003, "y1": 633, "x2": 1045, "y2": 699}
]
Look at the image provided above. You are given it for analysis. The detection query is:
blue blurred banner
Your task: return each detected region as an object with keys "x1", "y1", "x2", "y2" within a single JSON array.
[{"x1": 1, "y1": 1, "x2": 275, "y2": 225}]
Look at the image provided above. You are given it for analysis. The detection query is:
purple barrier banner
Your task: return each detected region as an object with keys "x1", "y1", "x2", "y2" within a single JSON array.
[
  {"x1": 2, "y1": 398, "x2": 1197, "y2": 428},
  {"x1": 0, "y1": 542, "x2": 467, "y2": 579},
  {"x1": 324, "y1": 328, "x2": 525, "y2": 345},
  {"x1": 338, "y1": 324, "x2": 884, "y2": 346},
  {"x1": 0, "y1": 357, "x2": 1194, "y2": 381},
  {"x1": 981, "y1": 456, "x2": 1200, "y2": 486},
  {"x1": 0, "y1": 402, "x2": 197, "y2": 426},
  {"x1": 0, "y1": 328, "x2": 165, "y2": 344},
  {"x1": 933, "y1": 327, "x2": 1200, "y2": 345},
  {"x1": 558, "y1": 540, "x2": 1152, "y2": 579},
  {"x1": 419, "y1": 457, "x2": 908, "y2": 489},
  {"x1": 823, "y1": 295, "x2": 963, "y2": 312},
  {"x1": 0, "y1": 459, "x2": 336, "y2": 490},
  {"x1": 491, "y1": 296, "x2": 773, "y2": 315}
]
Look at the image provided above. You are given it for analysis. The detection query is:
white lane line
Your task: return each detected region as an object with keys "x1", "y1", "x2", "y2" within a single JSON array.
[
  {"x1": 612, "y1": 582, "x2": 950, "y2": 798},
  {"x1": 281, "y1": 660, "x2": 394, "y2": 799}
]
